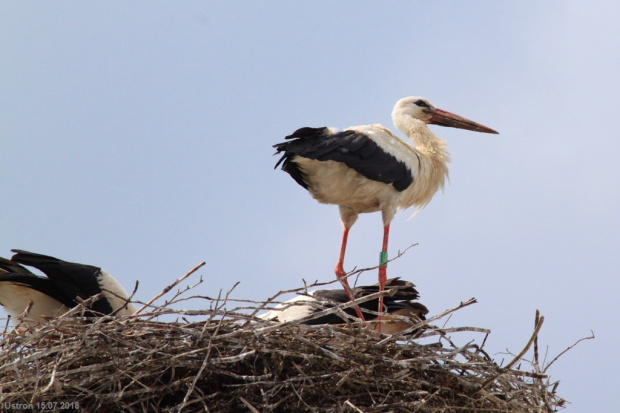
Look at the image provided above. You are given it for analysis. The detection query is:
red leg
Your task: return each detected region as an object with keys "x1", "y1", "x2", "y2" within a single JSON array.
[
  {"x1": 335, "y1": 226, "x2": 366, "y2": 321},
  {"x1": 376, "y1": 224, "x2": 390, "y2": 333}
]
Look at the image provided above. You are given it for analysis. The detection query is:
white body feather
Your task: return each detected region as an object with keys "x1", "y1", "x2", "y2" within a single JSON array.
[
  {"x1": 98, "y1": 269, "x2": 136, "y2": 316},
  {"x1": 258, "y1": 294, "x2": 317, "y2": 323}
]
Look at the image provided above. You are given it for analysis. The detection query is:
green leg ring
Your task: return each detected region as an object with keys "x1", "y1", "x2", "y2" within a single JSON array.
[{"x1": 379, "y1": 251, "x2": 388, "y2": 267}]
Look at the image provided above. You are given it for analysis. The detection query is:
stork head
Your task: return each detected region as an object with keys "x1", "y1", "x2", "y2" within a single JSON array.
[{"x1": 392, "y1": 96, "x2": 498, "y2": 134}]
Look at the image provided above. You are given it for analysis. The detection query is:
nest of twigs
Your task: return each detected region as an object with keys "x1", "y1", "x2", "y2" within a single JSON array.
[{"x1": 0, "y1": 263, "x2": 572, "y2": 413}]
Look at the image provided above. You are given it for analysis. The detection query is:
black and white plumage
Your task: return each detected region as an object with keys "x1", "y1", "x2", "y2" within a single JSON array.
[
  {"x1": 0, "y1": 249, "x2": 136, "y2": 326},
  {"x1": 274, "y1": 96, "x2": 498, "y2": 331},
  {"x1": 259, "y1": 278, "x2": 428, "y2": 335}
]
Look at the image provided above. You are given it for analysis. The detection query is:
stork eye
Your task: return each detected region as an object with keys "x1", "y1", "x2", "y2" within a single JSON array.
[{"x1": 414, "y1": 100, "x2": 430, "y2": 108}]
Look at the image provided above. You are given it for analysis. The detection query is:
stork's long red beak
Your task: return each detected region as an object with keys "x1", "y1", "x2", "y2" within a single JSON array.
[{"x1": 428, "y1": 108, "x2": 499, "y2": 134}]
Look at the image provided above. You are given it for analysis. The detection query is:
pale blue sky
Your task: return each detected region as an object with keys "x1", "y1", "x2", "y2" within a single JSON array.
[{"x1": 2, "y1": 2, "x2": 619, "y2": 410}]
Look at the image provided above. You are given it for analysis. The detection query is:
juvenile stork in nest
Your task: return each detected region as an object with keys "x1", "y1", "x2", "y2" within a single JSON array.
[
  {"x1": 259, "y1": 278, "x2": 428, "y2": 335},
  {"x1": 274, "y1": 96, "x2": 498, "y2": 332},
  {"x1": 0, "y1": 249, "x2": 136, "y2": 327}
]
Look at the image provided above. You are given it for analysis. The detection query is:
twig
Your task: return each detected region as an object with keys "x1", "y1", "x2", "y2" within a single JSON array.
[
  {"x1": 543, "y1": 330, "x2": 595, "y2": 374},
  {"x1": 533, "y1": 309, "x2": 540, "y2": 371},
  {"x1": 134, "y1": 261, "x2": 205, "y2": 315},
  {"x1": 506, "y1": 313, "x2": 544, "y2": 370},
  {"x1": 340, "y1": 243, "x2": 419, "y2": 285},
  {"x1": 344, "y1": 399, "x2": 365, "y2": 412},
  {"x1": 240, "y1": 397, "x2": 261, "y2": 413},
  {"x1": 110, "y1": 280, "x2": 140, "y2": 316}
]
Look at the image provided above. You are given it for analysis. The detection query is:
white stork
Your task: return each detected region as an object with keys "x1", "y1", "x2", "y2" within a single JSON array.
[
  {"x1": 274, "y1": 96, "x2": 498, "y2": 331},
  {"x1": 0, "y1": 249, "x2": 136, "y2": 327},
  {"x1": 259, "y1": 278, "x2": 428, "y2": 335}
]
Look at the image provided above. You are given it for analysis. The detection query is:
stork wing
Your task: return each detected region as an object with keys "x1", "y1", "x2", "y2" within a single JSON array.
[
  {"x1": 10, "y1": 250, "x2": 114, "y2": 314},
  {"x1": 0, "y1": 272, "x2": 76, "y2": 309},
  {"x1": 274, "y1": 127, "x2": 414, "y2": 192}
]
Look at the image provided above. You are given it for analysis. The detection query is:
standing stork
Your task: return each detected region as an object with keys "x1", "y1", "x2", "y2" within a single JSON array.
[
  {"x1": 0, "y1": 249, "x2": 136, "y2": 327},
  {"x1": 274, "y1": 96, "x2": 498, "y2": 331}
]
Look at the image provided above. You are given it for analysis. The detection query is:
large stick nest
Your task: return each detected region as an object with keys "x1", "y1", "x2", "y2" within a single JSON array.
[{"x1": 0, "y1": 267, "x2": 571, "y2": 412}]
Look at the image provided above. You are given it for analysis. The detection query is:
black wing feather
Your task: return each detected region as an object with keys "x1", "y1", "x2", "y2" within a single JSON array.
[
  {"x1": 304, "y1": 278, "x2": 427, "y2": 325},
  {"x1": 274, "y1": 127, "x2": 413, "y2": 192},
  {"x1": 0, "y1": 256, "x2": 32, "y2": 276}
]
